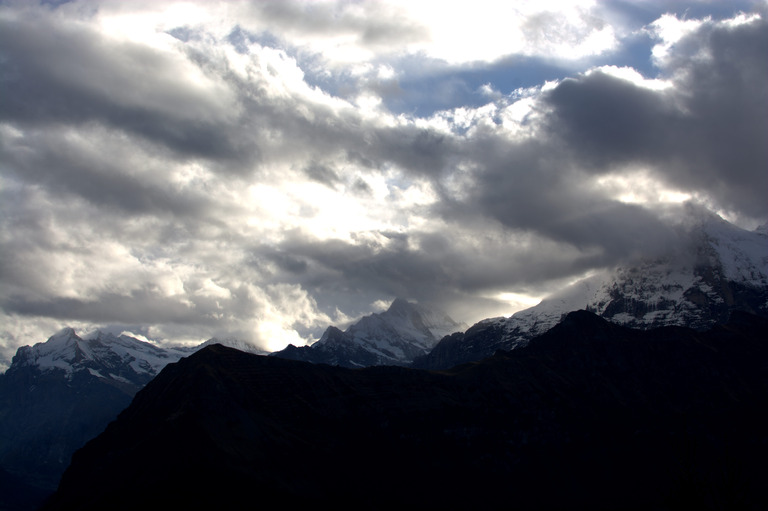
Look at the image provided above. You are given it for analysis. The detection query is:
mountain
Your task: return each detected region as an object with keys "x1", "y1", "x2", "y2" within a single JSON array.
[
  {"x1": 414, "y1": 206, "x2": 768, "y2": 370},
  {"x1": 0, "y1": 328, "x2": 192, "y2": 509},
  {"x1": 194, "y1": 336, "x2": 268, "y2": 355},
  {"x1": 42, "y1": 311, "x2": 768, "y2": 510},
  {"x1": 0, "y1": 329, "x2": 264, "y2": 510},
  {"x1": 1, "y1": 300, "x2": 458, "y2": 508},
  {"x1": 272, "y1": 297, "x2": 466, "y2": 367},
  {"x1": 7, "y1": 328, "x2": 189, "y2": 383}
]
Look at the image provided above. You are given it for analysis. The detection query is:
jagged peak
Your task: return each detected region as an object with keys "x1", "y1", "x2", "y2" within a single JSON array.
[
  {"x1": 49, "y1": 327, "x2": 79, "y2": 341},
  {"x1": 316, "y1": 325, "x2": 347, "y2": 346}
]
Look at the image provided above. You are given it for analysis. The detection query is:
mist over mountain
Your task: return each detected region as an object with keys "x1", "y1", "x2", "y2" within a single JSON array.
[
  {"x1": 415, "y1": 205, "x2": 768, "y2": 369},
  {"x1": 42, "y1": 310, "x2": 768, "y2": 510},
  {"x1": 272, "y1": 297, "x2": 467, "y2": 367}
]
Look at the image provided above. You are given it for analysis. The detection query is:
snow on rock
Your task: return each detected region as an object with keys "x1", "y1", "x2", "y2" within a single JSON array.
[
  {"x1": 276, "y1": 298, "x2": 468, "y2": 367},
  {"x1": 498, "y1": 206, "x2": 768, "y2": 346},
  {"x1": 5, "y1": 326, "x2": 272, "y2": 386},
  {"x1": 417, "y1": 206, "x2": 768, "y2": 371},
  {"x1": 9, "y1": 329, "x2": 190, "y2": 384}
]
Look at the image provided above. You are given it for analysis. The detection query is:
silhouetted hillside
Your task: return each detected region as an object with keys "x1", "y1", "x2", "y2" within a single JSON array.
[{"x1": 44, "y1": 311, "x2": 768, "y2": 510}]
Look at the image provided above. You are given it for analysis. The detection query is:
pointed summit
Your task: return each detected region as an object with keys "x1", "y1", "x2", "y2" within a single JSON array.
[
  {"x1": 47, "y1": 327, "x2": 80, "y2": 345},
  {"x1": 273, "y1": 299, "x2": 466, "y2": 368},
  {"x1": 52, "y1": 326, "x2": 77, "y2": 337}
]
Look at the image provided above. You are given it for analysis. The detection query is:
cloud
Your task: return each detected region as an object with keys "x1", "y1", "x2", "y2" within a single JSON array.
[
  {"x1": 0, "y1": 8, "x2": 241, "y2": 161},
  {"x1": 0, "y1": 1, "x2": 766, "y2": 360},
  {"x1": 545, "y1": 13, "x2": 768, "y2": 219}
]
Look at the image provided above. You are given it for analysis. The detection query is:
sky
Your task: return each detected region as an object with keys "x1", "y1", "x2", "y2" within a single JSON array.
[{"x1": 1, "y1": 0, "x2": 767, "y2": 363}]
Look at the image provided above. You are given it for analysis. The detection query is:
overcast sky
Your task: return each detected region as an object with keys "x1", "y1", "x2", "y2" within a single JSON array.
[{"x1": 1, "y1": 0, "x2": 766, "y2": 363}]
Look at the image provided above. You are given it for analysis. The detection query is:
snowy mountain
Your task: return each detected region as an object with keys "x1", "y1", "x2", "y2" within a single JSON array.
[
  {"x1": 10, "y1": 328, "x2": 191, "y2": 386},
  {"x1": 0, "y1": 329, "x2": 190, "y2": 509},
  {"x1": 415, "y1": 206, "x2": 768, "y2": 370},
  {"x1": 272, "y1": 298, "x2": 467, "y2": 367},
  {"x1": 0, "y1": 329, "x2": 265, "y2": 510},
  {"x1": 41, "y1": 312, "x2": 768, "y2": 510},
  {"x1": 6, "y1": 329, "x2": 267, "y2": 389}
]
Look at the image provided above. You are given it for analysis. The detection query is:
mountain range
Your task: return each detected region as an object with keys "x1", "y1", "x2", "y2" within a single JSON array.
[
  {"x1": 274, "y1": 206, "x2": 767, "y2": 371},
  {"x1": 272, "y1": 297, "x2": 467, "y2": 367},
  {"x1": 1, "y1": 205, "x2": 766, "y2": 509},
  {"x1": 41, "y1": 310, "x2": 768, "y2": 510}
]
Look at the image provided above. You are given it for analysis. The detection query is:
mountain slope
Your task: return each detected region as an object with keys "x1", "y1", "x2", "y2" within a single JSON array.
[
  {"x1": 0, "y1": 329, "x2": 264, "y2": 510},
  {"x1": 43, "y1": 311, "x2": 768, "y2": 510},
  {"x1": 272, "y1": 298, "x2": 466, "y2": 367},
  {"x1": 415, "y1": 207, "x2": 768, "y2": 370},
  {"x1": 0, "y1": 328, "x2": 191, "y2": 506}
]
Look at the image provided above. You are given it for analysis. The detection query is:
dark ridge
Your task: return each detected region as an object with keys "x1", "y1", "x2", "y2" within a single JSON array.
[{"x1": 43, "y1": 311, "x2": 768, "y2": 510}]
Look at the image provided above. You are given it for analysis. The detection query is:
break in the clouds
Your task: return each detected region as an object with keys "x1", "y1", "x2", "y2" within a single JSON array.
[{"x1": 0, "y1": 0, "x2": 766, "y2": 363}]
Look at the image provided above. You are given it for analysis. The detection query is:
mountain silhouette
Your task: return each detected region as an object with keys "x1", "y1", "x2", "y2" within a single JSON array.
[{"x1": 43, "y1": 310, "x2": 768, "y2": 510}]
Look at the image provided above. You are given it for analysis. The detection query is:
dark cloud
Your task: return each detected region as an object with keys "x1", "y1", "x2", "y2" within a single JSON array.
[
  {"x1": 5, "y1": 292, "x2": 201, "y2": 325},
  {"x1": 0, "y1": 127, "x2": 215, "y2": 218},
  {"x1": 303, "y1": 161, "x2": 341, "y2": 187},
  {"x1": 419, "y1": 14, "x2": 768, "y2": 277},
  {"x1": 667, "y1": 16, "x2": 768, "y2": 218},
  {"x1": 545, "y1": 72, "x2": 676, "y2": 165},
  {"x1": 0, "y1": 13, "x2": 244, "y2": 164},
  {"x1": 270, "y1": 223, "x2": 604, "y2": 324},
  {"x1": 544, "y1": 16, "x2": 768, "y2": 219}
]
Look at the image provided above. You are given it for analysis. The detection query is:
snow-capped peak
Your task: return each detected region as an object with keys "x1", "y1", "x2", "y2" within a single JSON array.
[
  {"x1": 416, "y1": 210, "x2": 768, "y2": 371},
  {"x1": 381, "y1": 298, "x2": 467, "y2": 341},
  {"x1": 692, "y1": 212, "x2": 768, "y2": 286},
  {"x1": 7, "y1": 325, "x2": 271, "y2": 383},
  {"x1": 43, "y1": 327, "x2": 80, "y2": 351},
  {"x1": 290, "y1": 298, "x2": 467, "y2": 367},
  {"x1": 501, "y1": 210, "x2": 768, "y2": 343},
  {"x1": 14, "y1": 328, "x2": 90, "y2": 373},
  {"x1": 342, "y1": 298, "x2": 466, "y2": 352},
  {"x1": 9, "y1": 328, "x2": 188, "y2": 381}
]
